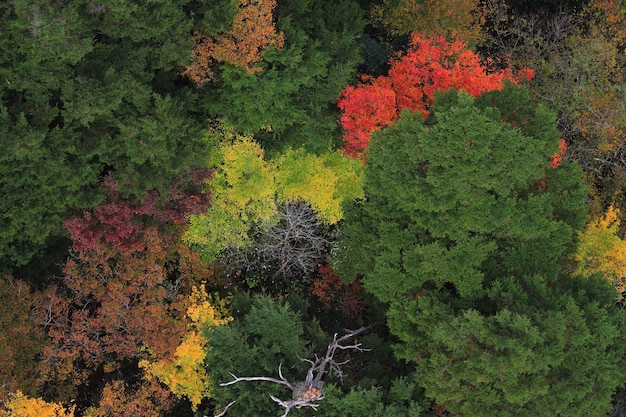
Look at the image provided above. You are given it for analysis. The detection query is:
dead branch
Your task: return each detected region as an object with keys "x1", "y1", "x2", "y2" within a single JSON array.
[
  {"x1": 220, "y1": 364, "x2": 294, "y2": 390},
  {"x1": 270, "y1": 395, "x2": 323, "y2": 417},
  {"x1": 218, "y1": 326, "x2": 369, "y2": 416},
  {"x1": 207, "y1": 400, "x2": 236, "y2": 417}
]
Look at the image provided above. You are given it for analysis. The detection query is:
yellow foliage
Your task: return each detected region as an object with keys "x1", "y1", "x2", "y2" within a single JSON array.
[
  {"x1": 275, "y1": 149, "x2": 364, "y2": 224},
  {"x1": 575, "y1": 205, "x2": 626, "y2": 295},
  {"x1": 1, "y1": 391, "x2": 74, "y2": 417},
  {"x1": 140, "y1": 285, "x2": 231, "y2": 410},
  {"x1": 186, "y1": 132, "x2": 364, "y2": 258}
]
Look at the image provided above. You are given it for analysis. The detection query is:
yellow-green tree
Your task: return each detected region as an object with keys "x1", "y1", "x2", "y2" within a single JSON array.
[
  {"x1": 574, "y1": 205, "x2": 626, "y2": 299},
  {"x1": 186, "y1": 132, "x2": 363, "y2": 260}
]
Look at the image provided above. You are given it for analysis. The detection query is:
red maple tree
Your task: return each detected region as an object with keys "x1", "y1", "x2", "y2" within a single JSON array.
[{"x1": 337, "y1": 32, "x2": 534, "y2": 157}]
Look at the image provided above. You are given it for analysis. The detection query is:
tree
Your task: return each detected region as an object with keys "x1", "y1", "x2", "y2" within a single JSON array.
[
  {"x1": 224, "y1": 202, "x2": 330, "y2": 286},
  {"x1": 410, "y1": 274, "x2": 624, "y2": 417},
  {"x1": 337, "y1": 32, "x2": 534, "y2": 157},
  {"x1": 185, "y1": 131, "x2": 363, "y2": 263},
  {"x1": 335, "y1": 86, "x2": 586, "y2": 289},
  {"x1": 198, "y1": 0, "x2": 367, "y2": 152},
  {"x1": 204, "y1": 295, "x2": 368, "y2": 417},
  {"x1": 0, "y1": 0, "x2": 222, "y2": 269},
  {"x1": 574, "y1": 205, "x2": 626, "y2": 303},
  {"x1": 332, "y1": 87, "x2": 620, "y2": 415},
  {"x1": 0, "y1": 391, "x2": 74, "y2": 417},
  {"x1": 183, "y1": 0, "x2": 285, "y2": 86},
  {"x1": 140, "y1": 285, "x2": 232, "y2": 410},
  {"x1": 370, "y1": 0, "x2": 485, "y2": 44},
  {"x1": 40, "y1": 222, "x2": 216, "y2": 413},
  {"x1": 0, "y1": 277, "x2": 48, "y2": 401}
]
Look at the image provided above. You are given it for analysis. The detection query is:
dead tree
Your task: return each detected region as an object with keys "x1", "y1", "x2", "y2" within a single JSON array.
[
  {"x1": 221, "y1": 201, "x2": 330, "y2": 286},
  {"x1": 217, "y1": 326, "x2": 369, "y2": 417}
]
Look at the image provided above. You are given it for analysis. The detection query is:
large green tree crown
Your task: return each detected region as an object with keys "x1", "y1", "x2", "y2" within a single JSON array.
[{"x1": 336, "y1": 86, "x2": 586, "y2": 301}]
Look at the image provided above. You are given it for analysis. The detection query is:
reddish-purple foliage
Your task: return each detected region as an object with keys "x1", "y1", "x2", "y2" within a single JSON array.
[{"x1": 64, "y1": 167, "x2": 212, "y2": 253}]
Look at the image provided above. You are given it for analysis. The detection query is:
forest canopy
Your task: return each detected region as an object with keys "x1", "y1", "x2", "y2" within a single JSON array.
[{"x1": 2, "y1": 1, "x2": 626, "y2": 416}]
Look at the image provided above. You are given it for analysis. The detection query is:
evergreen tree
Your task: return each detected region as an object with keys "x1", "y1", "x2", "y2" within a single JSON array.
[
  {"x1": 0, "y1": 0, "x2": 229, "y2": 269},
  {"x1": 334, "y1": 87, "x2": 623, "y2": 415}
]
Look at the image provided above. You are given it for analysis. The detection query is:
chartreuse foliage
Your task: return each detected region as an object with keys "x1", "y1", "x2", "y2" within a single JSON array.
[
  {"x1": 333, "y1": 86, "x2": 624, "y2": 415},
  {"x1": 140, "y1": 285, "x2": 231, "y2": 410},
  {"x1": 186, "y1": 131, "x2": 363, "y2": 260}
]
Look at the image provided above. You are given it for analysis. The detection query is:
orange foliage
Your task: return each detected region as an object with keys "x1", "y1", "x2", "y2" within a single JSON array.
[
  {"x1": 42, "y1": 227, "x2": 190, "y2": 387},
  {"x1": 183, "y1": 0, "x2": 285, "y2": 86},
  {"x1": 337, "y1": 32, "x2": 534, "y2": 157},
  {"x1": 550, "y1": 139, "x2": 567, "y2": 168},
  {"x1": 587, "y1": 0, "x2": 626, "y2": 43},
  {"x1": 1, "y1": 391, "x2": 74, "y2": 417},
  {"x1": 84, "y1": 379, "x2": 171, "y2": 417}
]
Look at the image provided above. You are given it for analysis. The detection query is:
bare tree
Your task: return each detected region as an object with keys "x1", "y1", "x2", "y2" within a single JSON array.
[
  {"x1": 222, "y1": 201, "x2": 330, "y2": 285},
  {"x1": 216, "y1": 326, "x2": 369, "y2": 417}
]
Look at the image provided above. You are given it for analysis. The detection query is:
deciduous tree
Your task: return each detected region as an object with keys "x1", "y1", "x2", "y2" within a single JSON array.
[
  {"x1": 183, "y1": 0, "x2": 285, "y2": 86},
  {"x1": 0, "y1": 391, "x2": 74, "y2": 417},
  {"x1": 337, "y1": 32, "x2": 534, "y2": 157}
]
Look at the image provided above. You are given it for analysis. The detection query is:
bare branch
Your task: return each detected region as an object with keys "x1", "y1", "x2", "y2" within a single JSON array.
[
  {"x1": 270, "y1": 395, "x2": 323, "y2": 417},
  {"x1": 207, "y1": 400, "x2": 236, "y2": 417},
  {"x1": 220, "y1": 364, "x2": 294, "y2": 390},
  {"x1": 219, "y1": 327, "x2": 368, "y2": 416},
  {"x1": 311, "y1": 326, "x2": 369, "y2": 386}
]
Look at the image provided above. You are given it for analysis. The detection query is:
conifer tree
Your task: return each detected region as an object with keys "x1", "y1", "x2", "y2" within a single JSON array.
[{"x1": 334, "y1": 87, "x2": 623, "y2": 415}]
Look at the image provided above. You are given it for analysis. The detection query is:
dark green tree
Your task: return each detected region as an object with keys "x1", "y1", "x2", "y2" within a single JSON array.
[
  {"x1": 334, "y1": 87, "x2": 623, "y2": 415},
  {"x1": 0, "y1": 0, "x2": 231, "y2": 269},
  {"x1": 202, "y1": 0, "x2": 367, "y2": 153}
]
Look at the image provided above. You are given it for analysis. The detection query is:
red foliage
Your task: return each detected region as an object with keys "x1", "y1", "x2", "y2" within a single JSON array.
[
  {"x1": 337, "y1": 32, "x2": 534, "y2": 157},
  {"x1": 550, "y1": 138, "x2": 567, "y2": 168},
  {"x1": 312, "y1": 263, "x2": 364, "y2": 320},
  {"x1": 64, "y1": 167, "x2": 212, "y2": 253}
]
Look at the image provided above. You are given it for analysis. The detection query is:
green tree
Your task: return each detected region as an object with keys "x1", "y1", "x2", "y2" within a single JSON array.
[
  {"x1": 0, "y1": 0, "x2": 228, "y2": 269},
  {"x1": 201, "y1": 0, "x2": 366, "y2": 152},
  {"x1": 333, "y1": 87, "x2": 623, "y2": 415}
]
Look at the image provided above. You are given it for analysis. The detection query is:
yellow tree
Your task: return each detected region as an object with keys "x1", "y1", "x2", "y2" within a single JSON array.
[
  {"x1": 183, "y1": 0, "x2": 285, "y2": 86},
  {"x1": 574, "y1": 205, "x2": 626, "y2": 301},
  {"x1": 1, "y1": 391, "x2": 74, "y2": 417},
  {"x1": 140, "y1": 285, "x2": 232, "y2": 410}
]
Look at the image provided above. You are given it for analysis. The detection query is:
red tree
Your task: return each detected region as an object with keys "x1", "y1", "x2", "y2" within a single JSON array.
[
  {"x1": 312, "y1": 263, "x2": 364, "y2": 320},
  {"x1": 337, "y1": 32, "x2": 534, "y2": 157},
  {"x1": 64, "y1": 167, "x2": 211, "y2": 253}
]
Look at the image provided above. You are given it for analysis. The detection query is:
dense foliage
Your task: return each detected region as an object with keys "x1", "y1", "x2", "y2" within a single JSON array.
[{"x1": 3, "y1": 1, "x2": 626, "y2": 416}]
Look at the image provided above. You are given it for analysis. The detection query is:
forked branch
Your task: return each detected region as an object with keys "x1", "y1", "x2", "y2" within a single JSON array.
[{"x1": 218, "y1": 326, "x2": 369, "y2": 416}]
